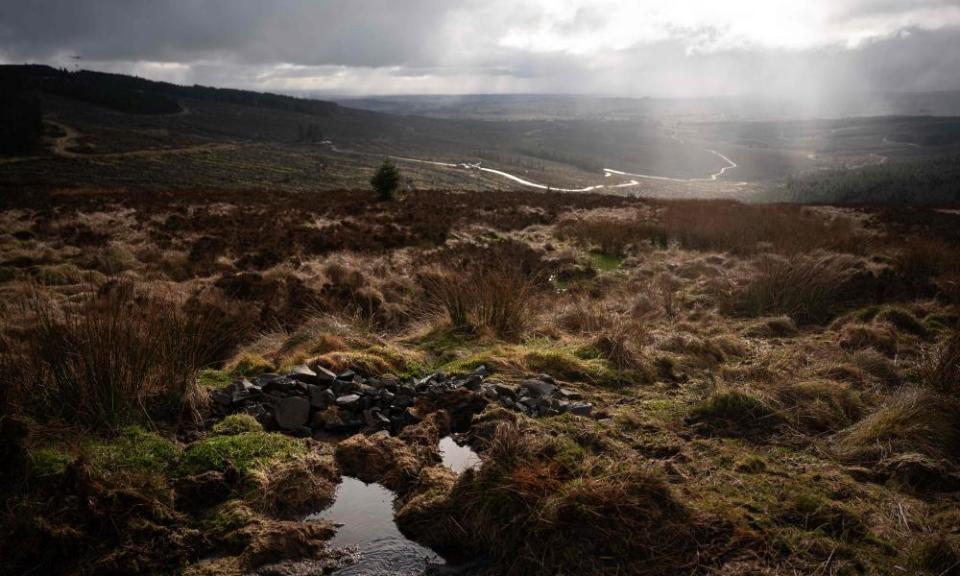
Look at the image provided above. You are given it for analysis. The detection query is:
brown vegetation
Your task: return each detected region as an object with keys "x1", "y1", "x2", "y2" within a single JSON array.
[{"x1": 2, "y1": 187, "x2": 960, "y2": 576}]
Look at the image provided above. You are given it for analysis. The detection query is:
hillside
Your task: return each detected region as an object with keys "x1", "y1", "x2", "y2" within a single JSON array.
[
  {"x1": 3, "y1": 66, "x2": 960, "y2": 201},
  {"x1": 762, "y1": 154, "x2": 960, "y2": 204}
]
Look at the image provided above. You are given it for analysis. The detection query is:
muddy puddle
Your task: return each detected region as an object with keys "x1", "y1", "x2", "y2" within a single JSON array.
[{"x1": 308, "y1": 437, "x2": 481, "y2": 575}]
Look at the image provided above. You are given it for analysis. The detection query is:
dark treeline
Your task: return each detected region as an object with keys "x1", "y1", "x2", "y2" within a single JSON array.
[
  {"x1": 0, "y1": 90, "x2": 43, "y2": 156},
  {"x1": 762, "y1": 154, "x2": 960, "y2": 204},
  {"x1": 0, "y1": 65, "x2": 339, "y2": 117}
]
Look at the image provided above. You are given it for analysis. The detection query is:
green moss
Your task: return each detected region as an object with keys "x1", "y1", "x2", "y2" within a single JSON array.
[
  {"x1": 690, "y1": 390, "x2": 780, "y2": 435},
  {"x1": 443, "y1": 343, "x2": 651, "y2": 387},
  {"x1": 781, "y1": 490, "x2": 865, "y2": 540},
  {"x1": 735, "y1": 455, "x2": 768, "y2": 473},
  {"x1": 29, "y1": 447, "x2": 74, "y2": 478},
  {"x1": 89, "y1": 426, "x2": 180, "y2": 475},
  {"x1": 212, "y1": 414, "x2": 264, "y2": 436},
  {"x1": 180, "y1": 432, "x2": 304, "y2": 475},
  {"x1": 198, "y1": 369, "x2": 233, "y2": 389},
  {"x1": 441, "y1": 347, "x2": 512, "y2": 374},
  {"x1": 544, "y1": 435, "x2": 589, "y2": 473},
  {"x1": 589, "y1": 252, "x2": 624, "y2": 272}
]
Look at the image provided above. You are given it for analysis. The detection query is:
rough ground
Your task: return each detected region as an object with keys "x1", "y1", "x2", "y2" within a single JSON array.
[{"x1": 1, "y1": 186, "x2": 959, "y2": 575}]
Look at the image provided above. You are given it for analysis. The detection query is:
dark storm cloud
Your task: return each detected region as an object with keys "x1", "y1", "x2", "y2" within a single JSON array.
[
  {"x1": 0, "y1": 0, "x2": 959, "y2": 96},
  {"x1": 0, "y1": 0, "x2": 458, "y2": 67}
]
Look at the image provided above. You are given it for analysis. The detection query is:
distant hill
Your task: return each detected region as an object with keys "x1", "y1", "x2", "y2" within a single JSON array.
[
  {"x1": 759, "y1": 154, "x2": 960, "y2": 204},
  {"x1": 0, "y1": 64, "x2": 339, "y2": 116}
]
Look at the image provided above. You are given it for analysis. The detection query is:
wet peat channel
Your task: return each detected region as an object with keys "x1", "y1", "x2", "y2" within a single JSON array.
[{"x1": 307, "y1": 437, "x2": 480, "y2": 575}]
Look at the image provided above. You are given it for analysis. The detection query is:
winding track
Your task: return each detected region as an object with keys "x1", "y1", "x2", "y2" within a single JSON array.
[{"x1": 334, "y1": 134, "x2": 740, "y2": 192}]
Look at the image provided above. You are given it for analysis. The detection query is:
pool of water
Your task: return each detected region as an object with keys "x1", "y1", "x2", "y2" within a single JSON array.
[
  {"x1": 309, "y1": 476, "x2": 442, "y2": 575},
  {"x1": 305, "y1": 436, "x2": 482, "y2": 575},
  {"x1": 438, "y1": 436, "x2": 481, "y2": 474}
]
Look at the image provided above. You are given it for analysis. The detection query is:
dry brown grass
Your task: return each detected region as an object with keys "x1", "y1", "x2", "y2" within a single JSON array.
[
  {"x1": 834, "y1": 388, "x2": 960, "y2": 466},
  {"x1": 721, "y1": 252, "x2": 875, "y2": 325},
  {"x1": 918, "y1": 329, "x2": 960, "y2": 396},
  {"x1": 440, "y1": 422, "x2": 703, "y2": 575},
  {"x1": 1, "y1": 284, "x2": 241, "y2": 430},
  {"x1": 556, "y1": 201, "x2": 862, "y2": 257},
  {"x1": 419, "y1": 241, "x2": 542, "y2": 339}
]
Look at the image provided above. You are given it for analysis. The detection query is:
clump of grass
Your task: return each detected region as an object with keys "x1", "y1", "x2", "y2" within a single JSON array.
[
  {"x1": 593, "y1": 318, "x2": 646, "y2": 371},
  {"x1": 212, "y1": 414, "x2": 264, "y2": 436},
  {"x1": 779, "y1": 489, "x2": 866, "y2": 540},
  {"x1": 851, "y1": 348, "x2": 902, "y2": 386},
  {"x1": 198, "y1": 369, "x2": 233, "y2": 389},
  {"x1": 722, "y1": 253, "x2": 867, "y2": 325},
  {"x1": 918, "y1": 329, "x2": 960, "y2": 396},
  {"x1": 839, "y1": 322, "x2": 898, "y2": 356},
  {"x1": 875, "y1": 306, "x2": 929, "y2": 338},
  {"x1": 421, "y1": 265, "x2": 537, "y2": 339},
  {"x1": 909, "y1": 535, "x2": 960, "y2": 576},
  {"x1": 180, "y1": 431, "x2": 304, "y2": 475},
  {"x1": 689, "y1": 389, "x2": 781, "y2": 436},
  {"x1": 7, "y1": 286, "x2": 239, "y2": 430},
  {"x1": 245, "y1": 451, "x2": 338, "y2": 519},
  {"x1": 420, "y1": 240, "x2": 543, "y2": 340},
  {"x1": 896, "y1": 238, "x2": 951, "y2": 293},
  {"x1": 557, "y1": 299, "x2": 612, "y2": 335},
  {"x1": 744, "y1": 316, "x2": 798, "y2": 338},
  {"x1": 440, "y1": 423, "x2": 701, "y2": 575},
  {"x1": 226, "y1": 352, "x2": 276, "y2": 377},
  {"x1": 772, "y1": 380, "x2": 863, "y2": 433},
  {"x1": 835, "y1": 389, "x2": 960, "y2": 465},
  {"x1": 525, "y1": 347, "x2": 652, "y2": 386},
  {"x1": 659, "y1": 334, "x2": 731, "y2": 368},
  {"x1": 311, "y1": 344, "x2": 425, "y2": 377}
]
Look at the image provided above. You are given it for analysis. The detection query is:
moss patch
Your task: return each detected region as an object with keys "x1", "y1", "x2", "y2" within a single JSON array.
[
  {"x1": 198, "y1": 369, "x2": 233, "y2": 389},
  {"x1": 181, "y1": 432, "x2": 305, "y2": 475},
  {"x1": 29, "y1": 446, "x2": 74, "y2": 478},
  {"x1": 212, "y1": 414, "x2": 264, "y2": 436},
  {"x1": 89, "y1": 426, "x2": 180, "y2": 476}
]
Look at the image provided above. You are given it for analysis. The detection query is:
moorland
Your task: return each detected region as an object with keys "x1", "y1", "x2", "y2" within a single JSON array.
[{"x1": 1, "y1": 66, "x2": 960, "y2": 576}]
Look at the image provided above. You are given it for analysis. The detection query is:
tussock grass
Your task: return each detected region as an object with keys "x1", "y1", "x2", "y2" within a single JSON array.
[
  {"x1": 834, "y1": 389, "x2": 960, "y2": 466},
  {"x1": 3, "y1": 286, "x2": 242, "y2": 430},
  {"x1": 772, "y1": 379, "x2": 863, "y2": 434},
  {"x1": 420, "y1": 243, "x2": 541, "y2": 340},
  {"x1": 441, "y1": 423, "x2": 701, "y2": 575},
  {"x1": 721, "y1": 252, "x2": 871, "y2": 325},
  {"x1": 838, "y1": 322, "x2": 898, "y2": 356},
  {"x1": 689, "y1": 389, "x2": 781, "y2": 436},
  {"x1": 310, "y1": 344, "x2": 425, "y2": 377},
  {"x1": 918, "y1": 329, "x2": 960, "y2": 396}
]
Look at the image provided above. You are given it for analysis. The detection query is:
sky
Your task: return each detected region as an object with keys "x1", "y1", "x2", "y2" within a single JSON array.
[{"x1": 1, "y1": 0, "x2": 959, "y2": 98}]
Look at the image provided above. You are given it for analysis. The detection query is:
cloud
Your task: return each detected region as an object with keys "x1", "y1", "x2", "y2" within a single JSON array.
[{"x1": 0, "y1": 0, "x2": 958, "y2": 96}]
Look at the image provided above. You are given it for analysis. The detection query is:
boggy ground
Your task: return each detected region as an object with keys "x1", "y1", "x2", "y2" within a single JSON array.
[{"x1": 1, "y1": 186, "x2": 959, "y2": 575}]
